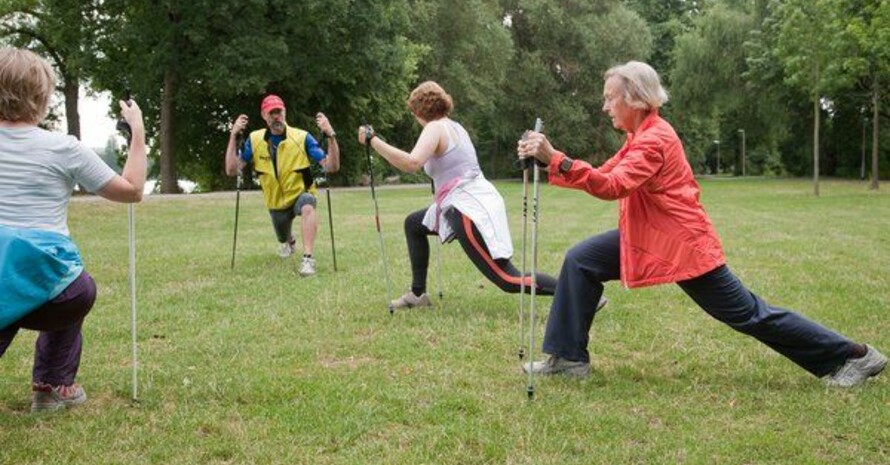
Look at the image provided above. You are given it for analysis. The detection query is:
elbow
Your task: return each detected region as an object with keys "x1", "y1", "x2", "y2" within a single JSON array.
[
  {"x1": 404, "y1": 160, "x2": 424, "y2": 174},
  {"x1": 125, "y1": 190, "x2": 144, "y2": 203}
]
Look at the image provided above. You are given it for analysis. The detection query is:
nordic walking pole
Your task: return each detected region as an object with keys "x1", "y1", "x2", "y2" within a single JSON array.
[
  {"x1": 117, "y1": 89, "x2": 138, "y2": 401},
  {"x1": 230, "y1": 132, "x2": 243, "y2": 271},
  {"x1": 320, "y1": 133, "x2": 338, "y2": 271},
  {"x1": 526, "y1": 117, "x2": 544, "y2": 401},
  {"x1": 518, "y1": 146, "x2": 529, "y2": 361},
  {"x1": 431, "y1": 179, "x2": 443, "y2": 300},
  {"x1": 127, "y1": 203, "x2": 137, "y2": 401},
  {"x1": 362, "y1": 120, "x2": 395, "y2": 314}
]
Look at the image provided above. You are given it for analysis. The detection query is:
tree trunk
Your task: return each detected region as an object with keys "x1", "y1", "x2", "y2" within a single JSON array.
[
  {"x1": 64, "y1": 79, "x2": 80, "y2": 140},
  {"x1": 813, "y1": 97, "x2": 820, "y2": 197},
  {"x1": 159, "y1": 69, "x2": 181, "y2": 194},
  {"x1": 871, "y1": 86, "x2": 879, "y2": 190}
]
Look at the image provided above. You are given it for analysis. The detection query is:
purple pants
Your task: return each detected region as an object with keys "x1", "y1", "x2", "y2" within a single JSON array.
[{"x1": 0, "y1": 271, "x2": 96, "y2": 386}]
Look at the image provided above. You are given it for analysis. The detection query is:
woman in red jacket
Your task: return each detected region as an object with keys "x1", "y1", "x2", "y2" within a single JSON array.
[{"x1": 517, "y1": 61, "x2": 885, "y2": 387}]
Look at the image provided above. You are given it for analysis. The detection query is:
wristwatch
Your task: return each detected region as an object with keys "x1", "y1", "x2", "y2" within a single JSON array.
[{"x1": 559, "y1": 156, "x2": 573, "y2": 174}]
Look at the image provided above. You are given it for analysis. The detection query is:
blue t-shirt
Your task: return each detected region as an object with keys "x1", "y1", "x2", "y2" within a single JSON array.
[{"x1": 240, "y1": 132, "x2": 326, "y2": 164}]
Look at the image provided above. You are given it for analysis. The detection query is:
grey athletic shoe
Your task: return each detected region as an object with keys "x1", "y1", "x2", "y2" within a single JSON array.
[
  {"x1": 31, "y1": 383, "x2": 87, "y2": 413},
  {"x1": 391, "y1": 292, "x2": 433, "y2": 310},
  {"x1": 824, "y1": 345, "x2": 887, "y2": 388},
  {"x1": 299, "y1": 256, "x2": 316, "y2": 277},
  {"x1": 522, "y1": 355, "x2": 591, "y2": 378}
]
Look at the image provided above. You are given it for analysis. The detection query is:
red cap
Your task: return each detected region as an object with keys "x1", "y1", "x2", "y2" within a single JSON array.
[{"x1": 260, "y1": 94, "x2": 285, "y2": 114}]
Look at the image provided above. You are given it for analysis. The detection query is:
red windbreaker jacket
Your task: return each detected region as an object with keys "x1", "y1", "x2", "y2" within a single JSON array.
[{"x1": 548, "y1": 111, "x2": 725, "y2": 288}]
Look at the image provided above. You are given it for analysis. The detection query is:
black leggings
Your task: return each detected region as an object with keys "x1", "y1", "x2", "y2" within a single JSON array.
[{"x1": 404, "y1": 208, "x2": 556, "y2": 296}]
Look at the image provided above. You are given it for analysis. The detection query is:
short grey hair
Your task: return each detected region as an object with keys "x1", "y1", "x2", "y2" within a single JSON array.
[{"x1": 604, "y1": 61, "x2": 668, "y2": 111}]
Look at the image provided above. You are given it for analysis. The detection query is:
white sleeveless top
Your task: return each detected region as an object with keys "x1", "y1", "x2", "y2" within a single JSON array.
[{"x1": 421, "y1": 119, "x2": 512, "y2": 260}]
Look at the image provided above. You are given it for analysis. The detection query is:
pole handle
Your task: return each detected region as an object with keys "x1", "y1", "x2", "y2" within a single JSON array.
[{"x1": 116, "y1": 88, "x2": 133, "y2": 144}]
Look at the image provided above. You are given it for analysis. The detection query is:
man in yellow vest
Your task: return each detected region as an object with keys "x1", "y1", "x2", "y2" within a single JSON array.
[{"x1": 225, "y1": 95, "x2": 340, "y2": 276}]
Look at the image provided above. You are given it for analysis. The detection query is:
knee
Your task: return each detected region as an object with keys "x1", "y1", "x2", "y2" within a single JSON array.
[
  {"x1": 562, "y1": 242, "x2": 608, "y2": 283},
  {"x1": 564, "y1": 243, "x2": 587, "y2": 267},
  {"x1": 73, "y1": 274, "x2": 98, "y2": 319},
  {"x1": 494, "y1": 278, "x2": 520, "y2": 294}
]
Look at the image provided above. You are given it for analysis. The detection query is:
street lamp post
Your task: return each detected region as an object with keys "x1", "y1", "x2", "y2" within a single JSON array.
[
  {"x1": 713, "y1": 140, "x2": 720, "y2": 174},
  {"x1": 738, "y1": 129, "x2": 746, "y2": 176}
]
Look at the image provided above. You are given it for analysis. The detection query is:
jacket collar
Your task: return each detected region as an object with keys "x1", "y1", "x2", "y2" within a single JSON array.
[
  {"x1": 626, "y1": 109, "x2": 660, "y2": 143},
  {"x1": 262, "y1": 124, "x2": 292, "y2": 142}
]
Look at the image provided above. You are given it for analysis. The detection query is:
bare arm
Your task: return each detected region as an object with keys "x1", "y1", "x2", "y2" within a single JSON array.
[
  {"x1": 97, "y1": 100, "x2": 147, "y2": 203},
  {"x1": 225, "y1": 114, "x2": 248, "y2": 177},
  {"x1": 316, "y1": 112, "x2": 340, "y2": 173},
  {"x1": 357, "y1": 120, "x2": 444, "y2": 173}
]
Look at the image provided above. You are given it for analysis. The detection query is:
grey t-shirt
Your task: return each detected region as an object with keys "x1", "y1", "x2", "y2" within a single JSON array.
[{"x1": 0, "y1": 126, "x2": 117, "y2": 236}]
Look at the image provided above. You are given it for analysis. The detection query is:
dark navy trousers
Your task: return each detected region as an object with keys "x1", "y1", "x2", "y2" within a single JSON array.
[{"x1": 542, "y1": 229, "x2": 857, "y2": 377}]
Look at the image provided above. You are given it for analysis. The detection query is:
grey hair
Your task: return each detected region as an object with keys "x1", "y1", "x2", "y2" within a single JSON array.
[{"x1": 604, "y1": 61, "x2": 668, "y2": 110}]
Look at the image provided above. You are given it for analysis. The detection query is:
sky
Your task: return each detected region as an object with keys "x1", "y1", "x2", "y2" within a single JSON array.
[
  {"x1": 56, "y1": 87, "x2": 118, "y2": 149},
  {"x1": 66, "y1": 88, "x2": 197, "y2": 193},
  {"x1": 80, "y1": 90, "x2": 117, "y2": 148}
]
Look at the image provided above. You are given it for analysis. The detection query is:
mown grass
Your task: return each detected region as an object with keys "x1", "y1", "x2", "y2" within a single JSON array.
[{"x1": 1, "y1": 178, "x2": 888, "y2": 464}]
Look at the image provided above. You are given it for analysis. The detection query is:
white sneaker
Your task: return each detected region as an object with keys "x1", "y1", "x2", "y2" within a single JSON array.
[
  {"x1": 278, "y1": 241, "x2": 295, "y2": 258},
  {"x1": 299, "y1": 256, "x2": 316, "y2": 277},
  {"x1": 823, "y1": 345, "x2": 887, "y2": 387},
  {"x1": 391, "y1": 291, "x2": 433, "y2": 310}
]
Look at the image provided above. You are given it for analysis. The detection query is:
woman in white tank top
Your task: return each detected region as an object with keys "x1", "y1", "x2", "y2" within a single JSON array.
[{"x1": 358, "y1": 81, "x2": 557, "y2": 310}]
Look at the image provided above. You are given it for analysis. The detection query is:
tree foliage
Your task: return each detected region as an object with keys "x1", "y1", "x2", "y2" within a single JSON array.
[
  {"x1": 500, "y1": 0, "x2": 652, "y2": 166},
  {"x1": 0, "y1": 0, "x2": 884, "y2": 190},
  {"x1": 90, "y1": 0, "x2": 422, "y2": 191},
  {"x1": 0, "y1": 0, "x2": 101, "y2": 139}
]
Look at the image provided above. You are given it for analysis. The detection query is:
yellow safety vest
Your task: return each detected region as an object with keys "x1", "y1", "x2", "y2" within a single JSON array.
[{"x1": 249, "y1": 126, "x2": 318, "y2": 209}]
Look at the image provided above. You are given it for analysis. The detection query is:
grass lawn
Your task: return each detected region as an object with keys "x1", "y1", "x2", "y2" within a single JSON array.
[{"x1": 1, "y1": 178, "x2": 888, "y2": 464}]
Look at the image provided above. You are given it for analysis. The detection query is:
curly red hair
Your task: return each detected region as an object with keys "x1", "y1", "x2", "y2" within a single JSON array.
[{"x1": 407, "y1": 81, "x2": 453, "y2": 121}]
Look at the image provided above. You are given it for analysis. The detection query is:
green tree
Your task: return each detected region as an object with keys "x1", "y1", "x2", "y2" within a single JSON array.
[
  {"x1": 406, "y1": 0, "x2": 515, "y2": 178},
  {"x1": 500, "y1": 0, "x2": 652, "y2": 166},
  {"x1": 836, "y1": 0, "x2": 890, "y2": 189},
  {"x1": 624, "y1": 0, "x2": 699, "y2": 87},
  {"x1": 774, "y1": 0, "x2": 847, "y2": 196},
  {"x1": 0, "y1": 0, "x2": 100, "y2": 139},
  {"x1": 92, "y1": 0, "x2": 422, "y2": 192},
  {"x1": 670, "y1": 3, "x2": 755, "y2": 174}
]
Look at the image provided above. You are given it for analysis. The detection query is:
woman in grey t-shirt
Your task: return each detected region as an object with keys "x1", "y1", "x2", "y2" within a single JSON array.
[{"x1": 0, "y1": 47, "x2": 147, "y2": 413}]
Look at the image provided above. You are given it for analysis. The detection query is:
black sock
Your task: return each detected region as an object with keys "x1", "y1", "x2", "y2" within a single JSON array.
[
  {"x1": 303, "y1": 254, "x2": 312, "y2": 259},
  {"x1": 411, "y1": 287, "x2": 425, "y2": 297}
]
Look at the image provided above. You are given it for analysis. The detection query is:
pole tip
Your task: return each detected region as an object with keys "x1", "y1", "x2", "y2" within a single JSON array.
[{"x1": 526, "y1": 386, "x2": 535, "y2": 400}]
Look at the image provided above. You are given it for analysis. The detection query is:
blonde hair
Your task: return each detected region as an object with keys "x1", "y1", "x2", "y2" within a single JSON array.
[
  {"x1": 604, "y1": 61, "x2": 668, "y2": 111},
  {"x1": 407, "y1": 81, "x2": 453, "y2": 121},
  {"x1": 0, "y1": 47, "x2": 56, "y2": 123}
]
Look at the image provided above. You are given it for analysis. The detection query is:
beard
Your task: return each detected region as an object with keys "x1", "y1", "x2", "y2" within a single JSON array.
[{"x1": 270, "y1": 121, "x2": 285, "y2": 133}]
